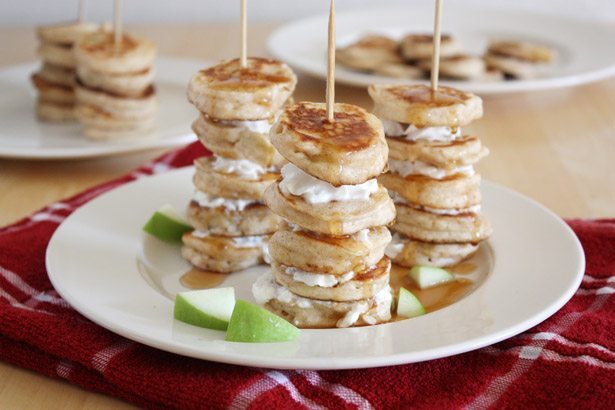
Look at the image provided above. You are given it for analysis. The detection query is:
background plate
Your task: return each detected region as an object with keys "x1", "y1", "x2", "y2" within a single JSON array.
[
  {"x1": 0, "y1": 57, "x2": 203, "y2": 160},
  {"x1": 268, "y1": 5, "x2": 615, "y2": 94},
  {"x1": 46, "y1": 167, "x2": 584, "y2": 370}
]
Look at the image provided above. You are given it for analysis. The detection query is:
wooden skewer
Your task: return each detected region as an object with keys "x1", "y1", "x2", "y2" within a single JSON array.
[
  {"x1": 430, "y1": 0, "x2": 443, "y2": 92},
  {"x1": 78, "y1": 0, "x2": 87, "y2": 23},
  {"x1": 240, "y1": 0, "x2": 247, "y2": 68},
  {"x1": 326, "y1": 0, "x2": 335, "y2": 122},
  {"x1": 114, "y1": 0, "x2": 122, "y2": 51}
]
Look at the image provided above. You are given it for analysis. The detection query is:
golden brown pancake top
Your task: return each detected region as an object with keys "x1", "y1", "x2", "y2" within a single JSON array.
[
  {"x1": 404, "y1": 34, "x2": 453, "y2": 44},
  {"x1": 385, "y1": 84, "x2": 471, "y2": 108},
  {"x1": 202, "y1": 58, "x2": 293, "y2": 92},
  {"x1": 281, "y1": 102, "x2": 379, "y2": 152},
  {"x1": 78, "y1": 31, "x2": 139, "y2": 57}
]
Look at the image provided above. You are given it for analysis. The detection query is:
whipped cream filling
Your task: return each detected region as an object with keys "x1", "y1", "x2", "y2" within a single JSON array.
[
  {"x1": 215, "y1": 117, "x2": 276, "y2": 134},
  {"x1": 381, "y1": 119, "x2": 461, "y2": 142},
  {"x1": 389, "y1": 191, "x2": 481, "y2": 216},
  {"x1": 388, "y1": 159, "x2": 474, "y2": 180},
  {"x1": 384, "y1": 233, "x2": 405, "y2": 259},
  {"x1": 211, "y1": 156, "x2": 272, "y2": 180},
  {"x1": 252, "y1": 272, "x2": 392, "y2": 327},
  {"x1": 193, "y1": 190, "x2": 258, "y2": 212},
  {"x1": 285, "y1": 266, "x2": 355, "y2": 288},
  {"x1": 191, "y1": 231, "x2": 269, "y2": 253},
  {"x1": 279, "y1": 163, "x2": 379, "y2": 204}
]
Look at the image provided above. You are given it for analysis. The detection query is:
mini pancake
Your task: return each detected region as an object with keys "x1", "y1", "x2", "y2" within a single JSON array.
[
  {"x1": 37, "y1": 21, "x2": 98, "y2": 45},
  {"x1": 484, "y1": 40, "x2": 555, "y2": 79},
  {"x1": 484, "y1": 53, "x2": 543, "y2": 79},
  {"x1": 74, "y1": 81, "x2": 157, "y2": 120},
  {"x1": 36, "y1": 100, "x2": 75, "y2": 122},
  {"x1": 271, "y1": 257, "x2": 391, "y2": 302},
  {"x1": 186, "y1": 200, "x2": 284, "y2": 237},
  {"x1": 75, "y1": 30, "x2": 157, "y2": 74},
  {"x1": 193, "y1": 157, "x2": 278, "y2": 201},
  {"x1": 270, "y1": 102, "x2": 388, "y2": 185},
  {"x1": 393, "y1": 203, "x2": 492, "y2": 243},
  {"x1": 373, "y1": 62, "x2": 423, "y2": 79},
  {"x1": 75, "y1": 104, "x2": 155, "y2": 130},
  {"x1": 253, "y1": 271, "x2": 392, "y2": 328},
  {"x1": 418, "y1": 54, "x2": 486, "y2": 80},
  {"x1": 37, "y1": 43, "x2": 76, "y2": 69},
  {"x1": 187, "y1": 57, "x2": 297, "y2": 121},
  {"x1": 31, "y1": 74, "x2": 75, "y2": 104},
  {"x1": 369, "y1": 84, "x2": 483, "y2": 127},
  {"x1": 387, "y1": 233, "x2": 479, "y2": 268},
  {"x1": 268, "y1": 225, "x2": 390, "y2": 275},
  {"x1": 400, "y1": 34, "x2": 463, "y2": 61},
  {"x1": 386, "y1": 135, "x2": 489, "y2": 169},
  {"x1": 192, "y1": 114, "x2": 286, "y2": 168},
  {"x1": 379, "y1": 171, "x2": 481, "y2": 209},
  {"x1": 37, "y1": 63, "x2": 75, "y2": 88},
  {"x1": 182, "y1": 232, "x2": 267, "y2": 273},
  {"x1": 76, "y1": 65, "x2": 155, "y2": 97},
  {"x1": 263, "y1": 182, "x2": 396, "y2": 236},
  {"x1": 336, "y1": 34, "x2": 402, "y2": 71}
]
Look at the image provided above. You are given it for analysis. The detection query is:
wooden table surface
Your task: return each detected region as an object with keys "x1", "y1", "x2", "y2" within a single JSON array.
[{"x1": 0, "y1": 23, "x2": 613, "y2": 408}]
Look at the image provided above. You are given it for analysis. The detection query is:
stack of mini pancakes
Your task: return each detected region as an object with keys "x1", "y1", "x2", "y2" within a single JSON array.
[
  {"x1": 368, "y1": 84, "x2": 492, "y2": 268},
  {"x1": 484, "y1": 40, "x2": 556, "y2": 79},
  {"x1": 253, "y1": 102, "x2": 397, "y2": 328},
  {"x1": 73, "y1": 29, "x2": 157, "y2": 139},
  {"x1": 32, "y1": 22, "x2": 97, "y2": 121},
  {"x1": 182, "y1": 58, "x2": 297, "y2": 273}
]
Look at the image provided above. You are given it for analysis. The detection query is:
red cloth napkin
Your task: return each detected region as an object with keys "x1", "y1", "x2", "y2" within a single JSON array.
[{"x1": 0, "y1": 141, "x2": 613, "y2": 410}]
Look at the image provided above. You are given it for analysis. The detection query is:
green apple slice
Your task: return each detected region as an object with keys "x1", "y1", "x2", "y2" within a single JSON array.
[
  {"x1": 397, "y1": 288, "x2": 426, "y2": 318},
  {"x1": 174, "y1": 287, "x2": 235, "y2": 331},
  {"x1": 143, "y1": 204, "x2": 192, "y2": 243},
  {"x1": 409, "y1": 265, "x2": 455, "y2": 289},
  {"x1": 225, "y1": 299, "x2": 299, "y2": 343}
]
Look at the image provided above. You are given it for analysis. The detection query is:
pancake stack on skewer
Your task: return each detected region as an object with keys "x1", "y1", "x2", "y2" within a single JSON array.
[
  {"x1": 73, "y1": 29, "x2": 158, "y2": 139},
  {"x1": 369, "y1": 84, "x2": 492, "y2": 268},
  {"x1": 31, "y1": 22, "x2": 97, "y2": 122},
  {"x1": 253, "y1": 102, "x2": 397, "y2": 328},
  {"x1": 182, "y1": 57, "x2": 297, "y2": 273}
]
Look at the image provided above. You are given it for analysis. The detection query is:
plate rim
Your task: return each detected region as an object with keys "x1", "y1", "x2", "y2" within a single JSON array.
[
  {"x1": 0, "y1": 56, "x2": 205, "y2": 160},
  {"x1": 267, "y1": 5, "x2": 615, "y2": 94},
  {"x1": 46, "y1": 168, "x2": 585, "y2": 370}
]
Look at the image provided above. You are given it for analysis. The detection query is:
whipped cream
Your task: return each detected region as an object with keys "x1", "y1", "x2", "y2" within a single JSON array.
[
  {"x1": 385, "y1": 233, "x2": 405, "y2": 259},
  {"x1": 285, "y1": 266, "x2": 355, "y2": 288},
  {"x1": 279, "y1": 163, "x2": 379, "y2": 204},
  {"x1": 211, "y1": 156, "x2": 271, "y2": 180},
  {"x1": 381, "y1": 119, "x2": 461, "y2": 142},
  {"x1": 232, "y1": 235, "x2": 268, "y2": 248},
  {"x1": 361, "y1": 286, "x2": 393, "y2": 325},
  {"x1": 388, "y1": 159, "x2": 474, "y2": 180},
  {"x1": 253, "y1": 272, "x2": 312, "y2": 308},
  {"x1": 356, "y1": 228, "x2": 370, "y2": 245},
  {"x1": 216, "y1": 118, "x2": 275, "y2": 134},
  {"x1": 193, "y1": 190, "x2": 258, "y2": 212}
]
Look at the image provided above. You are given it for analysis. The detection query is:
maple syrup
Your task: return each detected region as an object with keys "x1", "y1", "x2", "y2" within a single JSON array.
[{"x1": 180, "y1": 268, "x2": 228, "y2": 290}]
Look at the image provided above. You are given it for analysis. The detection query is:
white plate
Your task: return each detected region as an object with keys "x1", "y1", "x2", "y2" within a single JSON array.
[
  {"x1": 46, "y1": 167, "x2": 584, "y2": 369},
  {"x1": 268, "y1": 5, "x2": 615, "y2": 94},
  {"x1": 0, "y1": 57, "x2": 203, "y2": 160}
]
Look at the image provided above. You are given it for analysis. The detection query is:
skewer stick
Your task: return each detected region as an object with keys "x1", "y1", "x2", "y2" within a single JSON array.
[
  {"x1": 240, "y1": 0, "x2": 247, "y2": 68},
  {"x1": 326, "y1": 0, "x2": 335, "y2": 122},
  {"x1": 78, "y1": 0, "x2": 87, "y2": 23},
  {"x1": 430, "y1": 0, "x2": 443, "y2": 92},
  {"x1": 114, "y1": 0, "x2": 122, "y2": 51}
]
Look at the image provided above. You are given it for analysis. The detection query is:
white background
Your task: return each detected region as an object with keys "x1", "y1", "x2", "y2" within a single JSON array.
[{"x1": 1, "y1": 0, "x2": 614, "y2": 25}]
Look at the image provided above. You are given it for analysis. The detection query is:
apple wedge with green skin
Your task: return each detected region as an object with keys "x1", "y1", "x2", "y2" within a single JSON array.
[
  {"x1": 397, "y1": 288, "x2": 426, "y2": 318},
  {"x1": 174, "y1": 287, "x2": 235, "y2": 331},
  {"x1": 409, "y1": 265, "x2": 455, "y2": 289},
  {"x1": 143, "y1": 204, "x2": 192, "y2": 243},
  {"x1": 225, "y1": 299, "x2": 299, "y2": 343}
]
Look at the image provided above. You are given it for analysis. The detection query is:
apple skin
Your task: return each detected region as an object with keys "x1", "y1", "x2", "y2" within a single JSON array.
[
  {"x1": 143, "y1": 208, "x2": 192, "y2": 243},
  {"x1": 173, "y1": 288, "x2": 235, "y2": 331},
  {"x1": 409, "y1": 265, "x2": 455, "y2": 289},
  {"x1": 397, "y1": 288, "x2": 426, "y2": 318},
  {"x1": 225, "y1": 299, "x2": 299, "y2": 343}
]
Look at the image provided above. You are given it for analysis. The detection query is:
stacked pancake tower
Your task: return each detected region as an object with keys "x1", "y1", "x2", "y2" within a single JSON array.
[
  {"x1": 31, "y1": 22, "x2": 97, "y2": 122},
  {"x1": 369, "y1": 84, "x2": 492, "y2": 268},
  {"x1": 182, "y1": 58, "x2": 297, "y2": 273},
  {"x1": 253, "y1": 102, "x2": 397, "y2": 328},
  {"x1": 73, "y1": 29, "x2": 157, "y2": 139}
]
